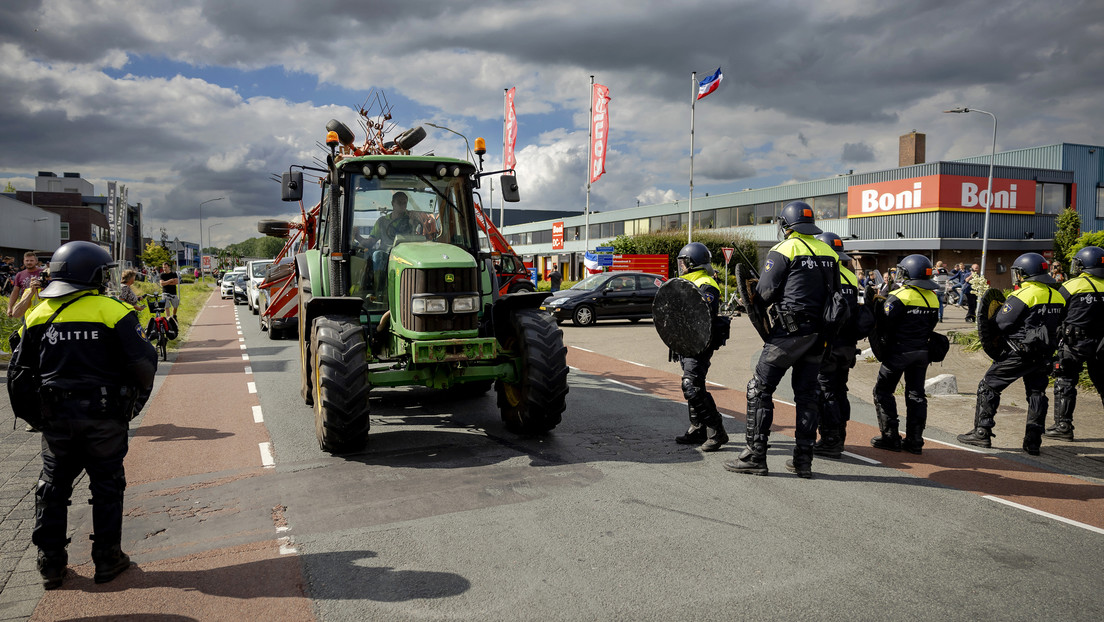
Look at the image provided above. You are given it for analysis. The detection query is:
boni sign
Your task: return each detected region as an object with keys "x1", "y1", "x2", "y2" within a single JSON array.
[
  {"x1": 552, "y1": 221, "x2": 564, "y2": 250},
  {"x1": 847, "y1": 174, "x2": 1037, "y2": 218}
]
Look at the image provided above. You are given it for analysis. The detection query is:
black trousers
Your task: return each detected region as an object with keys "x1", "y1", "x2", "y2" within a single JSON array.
[
  {"x1": 746, "y1": 331, "x2": 822, "y2": 446},
  {"x1": 817, "y1": 342, "x2": 857, "y2": 432},
  {"x1": 1052, "y1": 340, "x2": 1104, "y2": 422},
  {"x1": 32, "y1": 416, "x2": 129, "y2": 552},
  {"x1": 975, "y1": 352, "x2": 1051, "y2": 430},
  {"x1": 872, "y1": 350, "x2": 930, "y2": 433},
  {"x1": 680, "y1": 349, "x2": 721, "y2": 427}
]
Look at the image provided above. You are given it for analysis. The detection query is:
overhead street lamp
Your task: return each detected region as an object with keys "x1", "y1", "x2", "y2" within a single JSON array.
[
  {"x1": 944, "y1": 106, "x2": 997, "y2": 313},
  {"x1": 198, "y1": 197, "x2": 224, "y2": 282}
]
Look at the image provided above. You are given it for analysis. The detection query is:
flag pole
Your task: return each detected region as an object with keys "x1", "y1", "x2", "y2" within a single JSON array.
[
  {"x1": 585, "y1": 75, "x2": 593, "y2": 254},
  {"x1": 688, "y1": 72, "x2": 696, "y2": 243}
]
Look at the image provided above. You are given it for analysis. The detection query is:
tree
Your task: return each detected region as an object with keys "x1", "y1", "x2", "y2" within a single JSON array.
[
  {"x1": 3, "y1": 181, "x2": 16, "y2": 193},
  {"x1": 140, "y1": 240, "x2": 171, "y2": 268},
  {"x1": 1054, "y1": 207, "x2": 1081, "y2": 265},
  {"x1": 609, "y1": 230, "x2": 758, "y2": 282}
]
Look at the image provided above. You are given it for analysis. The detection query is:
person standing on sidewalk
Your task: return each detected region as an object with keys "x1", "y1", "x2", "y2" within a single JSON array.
[
  {"x1": 1047, "y1": 246, "x2": 1104, "y2": 440},
  {"x1": 159, "y1": 262, "x2": 180, "y2": 319},
  {"x1": 870, "y1": 255, "x2": 941, "y2": 454},
  {"x1": 7, "y1": 241, "x2": 157, "y2": 589},
  {"x1": 724, "y1": 201, "x2": 838, "y2": 478},
  {"x1": 671, "y1": 242, "x2": 729, "y2": 452},
  {"x1": 549, "y1": 268, "x2": 562, "y2": 292},
  {"x1": 958, "y1": 253, "x2": 1065, "y2": 455}
]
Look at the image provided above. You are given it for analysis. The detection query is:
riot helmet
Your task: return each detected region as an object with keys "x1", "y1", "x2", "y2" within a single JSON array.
[
  {"x1": 776, "y1": 201, "x2": 821, "y2": 237},
  {"x1": 1011, "y1": 252, "x2": 1055, "y2": 285},
  {"x1": 677, "y1": 242, "x2": 712, "y2": 276},
  {"x1": 1071, "y1": 246, "x2": 1104, "y2": 278},
  {"x1": 896, "y1": 254, "x2": 938, "y2": 290},
  {"x1": 815, "y1": 231, "x2": 851, "y2": 266},
  {"x1": 40, "y1": 241, "x2": 116, "y2": 298}
]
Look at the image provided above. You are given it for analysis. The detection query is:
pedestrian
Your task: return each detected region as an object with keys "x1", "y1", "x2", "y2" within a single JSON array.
[
  {"x1": 933, "y1": 260, "x2": 950, "y2": 322},
  {"x1": 813, "y1": 232, "x2": 871, "y2": 458},
  {"x1": 6, "y1": 251, "x2": 43, "y2": 317},
  {"x1": 724, "y1": 201, "x2": 838, "y2": 478},
  {"x1": 671, "y1": 242, "x2": 729, "y2": 452},
  {"x1": 870, "y1": 255, "x2": 941, "y2": 454},
  {"x1": 962, "y1": 263, "x2": 981, "y2": 322},
  {"x1": 117, "y1": 269, "x2": 142, "y2": 312},
  {"x1": 549, "y1": 268, "x2": 563, "y2": 292},
  {"x1": 159, "y1": 262, "x2": 180, "y2": 318},
  {"x1": 1047, "y1": 246, "x2": 1104, "y2": 440},
  {"x1": 1050, "y1": 261, "x2": 1067, "y2": 284},
  {"x1": 7, "y1": 241, "x2": 157, "y2": 589},
  {"x1": 958, "y1": 253, "x2": 1065, "y2": 455}
]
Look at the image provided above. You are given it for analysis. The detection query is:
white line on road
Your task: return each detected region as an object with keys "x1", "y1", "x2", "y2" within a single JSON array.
[
  {"x1": 924, "y1": 437, "x2": 989, "y2": 454},
  {"x1": 252, "y1": 405, "x2": 263, "y2": 423},
  {"x1": 242, "y1": 354, "x2": 249, "y2": 361},
  {"x1": 842, "y1": 451, "x2": 881, "y2": 465},
  {"x1": 606, "y1": 378, "x2": 641, "y2": 391},
  {"x1": 244, "y1": 366, "x2": 252, "y2": 375},
  {"x1": 240, "y1": 344, "x2": 247, "y2": 350},
  {"x1": 982, "y1": 495, "x2": 1104, "y2": 535},
  {"x1": 573, "y1": 346, "x2": 594, "y2": 353},
  {"x1": 259, "y1": 442, "x2": 275, "y2": 468},
  {"x1": 247, "y1": 382, "x2": 257, "y2": 394},
  {"x1": 706, "y1": 381, "x2": 725, "y2": 387},
  {"x1": 620, "y1": 359, "x2": 648, "y2": 367},
  {"x1": 774, "y1": 399, "x2": 795, "y2": 406},
  {"x1": 278, "y1": 535, "x2": 297, "y2": 555},
  {"x1": 239, "y1": 337, "x2": 245, "y2": 342}
]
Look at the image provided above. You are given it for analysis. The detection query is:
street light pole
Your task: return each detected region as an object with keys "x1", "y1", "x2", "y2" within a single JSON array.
[
  {"x1": 207, "y1": 222, "x2": 223, "y2": 275},
  {"x1": 198, "y1": 197, "x2": 224, "y2": 282},
  {"x1": 944, "y1": 106, "x2": 997, "y2": 313}
]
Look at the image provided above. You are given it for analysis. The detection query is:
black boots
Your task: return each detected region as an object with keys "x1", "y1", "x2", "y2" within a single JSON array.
[
  {"x1": 957, "y1": 427, "x2": 994, "y2": 448},
  {"x1": 37, "y1": 549, "x2": 67, "y2": 590},
  {"x1": 813, "y1": 427, "x2": 844, "y2": 459},
  {"x1": 785, "y1": 445, "x2": 814, "y2": 479},
  {"x1": 675, "y1": 425, "x2": 706, "y2": 445},
  {"x1": 1044, "y1": 421, "x2": 1074, "y2": 441},
  {"x1": 92, "y1": 543, "x2": 133, "y2": 584},
  {"x1": 871, "y1": 420, "x2": 902, "y2": 451},
  {"x1": 1023, "y1": 425, "x2": 1043, "y2": 456},
  {"x1": 723, "y1": 442, "x2": 768, "y2": 475},
  {"x1": 699, "y1": 421, "x2": 729, "y2": 452}
]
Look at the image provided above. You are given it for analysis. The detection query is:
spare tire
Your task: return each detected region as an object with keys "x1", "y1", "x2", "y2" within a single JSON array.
[
  {"x1": 326, "y1": 119, "x2": 355, "y2": 146},
  {"x1": 395, "y1": 126, "x2": 426, "y2": 150},
  {"x1": 257, "y1": 219, "x2": 292, "y2": 238}
]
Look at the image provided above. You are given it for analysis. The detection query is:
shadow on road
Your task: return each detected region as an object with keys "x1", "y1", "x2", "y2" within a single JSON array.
[{"x1": 132, "y1": 423, "x2": 235, "y2": 443}]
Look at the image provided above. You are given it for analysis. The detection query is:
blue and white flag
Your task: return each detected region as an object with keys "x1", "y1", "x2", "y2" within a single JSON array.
[
  {"x1": 697, "y1": 68, "x2": 723, "y2": 100},
  {"x1": 584, "y1": 251, "x2": 601, "y2": 272}
]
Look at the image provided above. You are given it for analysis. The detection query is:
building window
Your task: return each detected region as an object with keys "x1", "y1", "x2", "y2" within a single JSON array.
[
  {"x1": 755, "y1": 202, "x2": 779, "y2": 225},
  {"x1": 695, "y1": 209, "x2": 715, "y2": 230},
  {"x1": 1036, "y1": 183, "x2": 1067, "y2": 215},
  {"x1": 1097, "y1": 186, "x2": 1104, "y2": 219},
  {"x1": 736, "y1": 204, "x2": 755, "y2": 226},
  {"x1": 814, "y1": 195, "x2": 840, "y2": 220},
  {"x1": 59, "y1": 222, "x2": 70, "y2": 240}
]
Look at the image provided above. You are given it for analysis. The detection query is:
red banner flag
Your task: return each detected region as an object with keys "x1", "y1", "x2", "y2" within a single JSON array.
[
  {"x1": 504, "y1": 87, "x2": 518, "y2": 170},
  {"x1": 590, "y1": 83, "x2": 610, "y2": 184}
]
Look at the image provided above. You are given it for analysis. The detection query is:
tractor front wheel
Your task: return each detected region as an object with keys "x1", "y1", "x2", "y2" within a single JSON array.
[
  {"x1": 311, "y1": 315, "x2": 371, "y2": 453},
  {"x1": 496, "y1": 309, "x2": 569, "y2": 434}
]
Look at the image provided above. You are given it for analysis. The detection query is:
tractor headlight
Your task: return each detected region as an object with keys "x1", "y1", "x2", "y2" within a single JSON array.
[
  {"x1": 412, "y1": 297, "x2": 449, "y2": 314},
  {"x1": 451, "y1": 295, "x2": 478, "y2": 313}
]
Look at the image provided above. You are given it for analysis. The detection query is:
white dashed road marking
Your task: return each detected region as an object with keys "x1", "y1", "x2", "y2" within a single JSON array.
[
  {"x1": 252, "y1": 405, "x2": 264, "y2": 423},
  {"x1": 259, "y1": 442, "x2": 275, "y2": 467},
  {"x1": 983, "y1": 495, "x2": 1104, "y2": 535}
]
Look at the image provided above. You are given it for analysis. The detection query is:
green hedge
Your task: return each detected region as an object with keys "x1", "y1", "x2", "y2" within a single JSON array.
[{"x1": 609, "y1": 230, "x2": 759, "y2": 280}]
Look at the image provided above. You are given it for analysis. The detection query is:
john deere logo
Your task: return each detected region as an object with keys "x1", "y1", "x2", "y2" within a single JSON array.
[{"x1": 445, "y1": 274, "x2": 455, "y2": 283}]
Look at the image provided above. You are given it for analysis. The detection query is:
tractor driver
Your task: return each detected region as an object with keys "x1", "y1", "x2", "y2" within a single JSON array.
[{"x1": 354, "y1": 191, "x2": 435, "y2": 292}]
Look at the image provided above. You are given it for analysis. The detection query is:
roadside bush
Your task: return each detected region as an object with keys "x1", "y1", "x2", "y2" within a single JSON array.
[{"x1": 610, "y1": 230, "x2": 758, "y2": 279}]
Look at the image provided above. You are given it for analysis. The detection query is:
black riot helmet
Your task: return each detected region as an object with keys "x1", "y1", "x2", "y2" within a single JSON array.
[
  {"x1": 40, "y1": 241, "x2": 116, "y2": 298},
  {"x1": 1011, "y1": 252, "x2": 1056, "y2": 285},
  {"x1": 777, "y1": 201, "x2": 822, "y2": 237},
  {"x1": 815, "y1": 231, "x2": 851, "y2": 266},
  {"x1": 677, "y1": 242, "x2": 712, "y2": 276},
  {"x1": 1071, "y1": 246, "x2": 1104, "y2": 278},
  {"x1": 896, "y1": 254, "x2": 938, "y2": 290}
]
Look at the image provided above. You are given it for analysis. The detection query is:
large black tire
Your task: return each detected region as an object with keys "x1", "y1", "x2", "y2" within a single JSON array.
[
  {"x1": 311, "y1": 315, "x2": 371, "y2": 453},
  {"x1": 325, "y1": 119, "x2": 355, "y2": 146},
  {"x1": 396, "y1": 126, "x2": 426, "y2": 150},
  {"x1": 299, "y1": 279, "x2": 313, "y2": 406},
  {"x1": 496, "y1": 309, "x2": 569, "y2": 434}
]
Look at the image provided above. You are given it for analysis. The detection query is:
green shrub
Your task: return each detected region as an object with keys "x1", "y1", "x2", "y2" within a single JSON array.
[{"x1": 609, "y1": 230, "x2": 758, "y2": 278}]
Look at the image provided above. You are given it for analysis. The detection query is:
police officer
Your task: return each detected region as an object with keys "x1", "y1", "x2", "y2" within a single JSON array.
[
  {"x1": 812, "y1": 232, "x2": 869, "y2": 458},
  {"x1": 870, "y1": 255, "x2": 940, "y2": 454},
  {"x1": 1047, "y1": 246, "x2": 1104, "y2": 440},
  {"x1": 7, "y1": 241, "x2": 157, "y2": 589},
  {"x1": 724, "y1": 201, "x2": 838, "y2": 478},
  {"x1": 672, "y1": 242, "x2": 730, "y2": 452},
  {"x1": 958, "y1": 252, "x2": 1065, "y2": 455}
]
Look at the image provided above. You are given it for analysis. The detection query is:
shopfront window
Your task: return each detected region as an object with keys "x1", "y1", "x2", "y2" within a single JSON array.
[
  {"x1": 1036, "y1": 183, "x2": 1067, "y2": 215},
  {"x1": 1097, "y1": 186, "x2": 1104, "y2": 219},
  {"x1": 813, "y1": 195, "x2": 840, "y2": 220},
  {"x1": 695, "y1": 209, "x2": 715, "y2": 230},
  {"x1": 755, "y1": 202, "x2": 779, "y2": 225}
]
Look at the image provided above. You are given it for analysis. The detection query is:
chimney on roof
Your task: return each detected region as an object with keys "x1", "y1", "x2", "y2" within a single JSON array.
[
  {"x1": 899, "y1": 131, "x2": 926, "y2": 167},
  {"x1": 63, "y1": 172, "x2": 80, "y2": 178}
]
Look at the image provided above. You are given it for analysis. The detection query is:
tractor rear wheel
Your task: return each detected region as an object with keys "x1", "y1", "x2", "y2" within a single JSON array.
[
  {"x1": 311, "y1": 315, "x2": 370, "y2": 453},
  {"x1": 496, "y1": 309, "x2": 569, "y2": 434}
]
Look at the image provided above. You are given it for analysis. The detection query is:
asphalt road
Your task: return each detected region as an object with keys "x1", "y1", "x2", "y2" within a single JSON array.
[{"x1": 6, "y1": 295, "x2": 1104, "y2": 621}]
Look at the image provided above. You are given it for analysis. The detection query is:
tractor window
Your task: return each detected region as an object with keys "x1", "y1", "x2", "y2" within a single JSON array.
[{"x1": 349, "y1": 173, "x2": 475, "y2": 253}]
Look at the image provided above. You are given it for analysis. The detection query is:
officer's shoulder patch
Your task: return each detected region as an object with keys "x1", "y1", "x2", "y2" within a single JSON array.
[
  {"x1": 1001, "y1": 303, "x2": 1012, "y2": 314},
  {"x1": 764, "y1": 259, "x2": 774, "y2": 272},
  {"x1": 135, "y1": 323, "x2": 145, "y2": 339},
  {"x1": 884, "y1": 301, "x2": 893, "y2": 314},
  {"x1": 703, "y1": 291, "x2": 715, "y2": 303}
]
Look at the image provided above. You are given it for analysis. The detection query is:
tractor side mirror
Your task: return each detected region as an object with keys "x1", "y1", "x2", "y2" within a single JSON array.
[
  {"x1": 500, "y1": 174, "x2": 520, "y2": 203},
  {"x1": 282, "y1": 171, "x2": 303, "y2": 202}
]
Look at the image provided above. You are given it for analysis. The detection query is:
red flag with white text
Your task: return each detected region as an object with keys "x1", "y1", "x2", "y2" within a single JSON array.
[
  {"x1": 590, "y1": 83, "x2": 611, "y2": 184},
  {"x1": 504, "y1": 87, "x2": 518, "y2": 170}
]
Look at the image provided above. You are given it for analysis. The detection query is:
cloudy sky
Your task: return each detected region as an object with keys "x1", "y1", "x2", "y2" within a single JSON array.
[{"x1": 2, "y1": 0, "x2": 1102, "y2": 248}]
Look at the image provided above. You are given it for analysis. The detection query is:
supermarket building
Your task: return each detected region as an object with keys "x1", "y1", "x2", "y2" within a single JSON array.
[{"x1": 502, "y1": 136, "x2": 1104, "y2": 288}]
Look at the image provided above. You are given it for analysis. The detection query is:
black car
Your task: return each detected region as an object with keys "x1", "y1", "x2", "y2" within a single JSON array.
[
  {"x1": 232, "y1": 273, "x2": 249, "y2": 305},
  {"x1": 540, "y1": 272, "x2": 668, "y2": 326}
]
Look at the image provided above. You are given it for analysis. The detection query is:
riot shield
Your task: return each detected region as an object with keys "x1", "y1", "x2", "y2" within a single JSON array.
[
  {"x1": 652, "y1": 277, "x2": 713, "y2": 357},
  {"x1": 977, "y1": 288, "x2": 1008, "y2": 360},
  {"x1": 866, "y1": 285, "x2": 889, "y2": 361},
  {"x1": 736, "y1": 263, "x2": 770, "y2": 341}
]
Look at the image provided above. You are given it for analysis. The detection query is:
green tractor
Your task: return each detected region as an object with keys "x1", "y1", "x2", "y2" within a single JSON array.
[{"x1": 280, "y1": 118, "x2": 568, "y2": 453}]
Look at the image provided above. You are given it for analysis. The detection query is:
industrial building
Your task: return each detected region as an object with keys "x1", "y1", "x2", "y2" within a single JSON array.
[{"x1": 502, "y1": 135, "x2": 1104, "y2": 289}]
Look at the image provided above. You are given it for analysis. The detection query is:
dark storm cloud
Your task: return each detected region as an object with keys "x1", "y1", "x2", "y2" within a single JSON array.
[{"x1": 841, "y1": 142, "x2": 875, "y2": 163}]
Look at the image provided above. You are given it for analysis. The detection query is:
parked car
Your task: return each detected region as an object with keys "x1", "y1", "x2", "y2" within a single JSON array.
[
  {"x1": 540, "y1": 271, "x2": 668, "y2": 326},
  {"x1": 232, "y1": 273, "x2": 249, "y2": 305},
  {"x1": 220, "y1": 268, "x2": 246, "y2": 299},
  {"x1": 245, "y1": 259, "x2": 275, "y2": 315}
]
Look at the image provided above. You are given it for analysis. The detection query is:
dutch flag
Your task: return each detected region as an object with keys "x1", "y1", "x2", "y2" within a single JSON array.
[{"x1": 697, "y1": 68, "x2": 723, "y2": 100}]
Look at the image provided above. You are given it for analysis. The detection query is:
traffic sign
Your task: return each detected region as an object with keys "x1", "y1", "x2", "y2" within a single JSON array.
[
  {"x1": 598, "y1": 255, "x2": 613, "y2": 266},
  {"x1": 595, "y1": 246, "x2": 615, "y2": 253},
  {"x1": 722, "y1": 247, "x2": 734, "y2": 264}
]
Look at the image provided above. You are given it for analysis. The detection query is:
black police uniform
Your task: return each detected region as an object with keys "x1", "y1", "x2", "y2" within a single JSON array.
[
  {"x1": 959, "y1": 281, "x2": 1065, "y2": 454},
  {"x1": 726, "y1": 232, "x2": 838, "y2": 475},
  {"x1": 871, "y1": 285, "x2": 939, "y2": 453},
  {"x1": 673, "y1": 269, "x2": 729, "y2": 451},
  {"x1": 814, "y1": 262, "x2": 865, "y2": 457},
  {"x1": 11, "y1": 290, "x2": 156, "y2": 584},
  {"x1": 1049, "y1": 272, "x2": 1104, "y2": 438}
]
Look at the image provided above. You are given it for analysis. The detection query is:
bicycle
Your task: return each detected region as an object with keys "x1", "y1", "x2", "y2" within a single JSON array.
[
  {"x1": 718, "y1": 291, "x2": 743, "y2": 317},
  {"x1": 142, "y1": 294, "x2": 178, "y2": 361}
]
